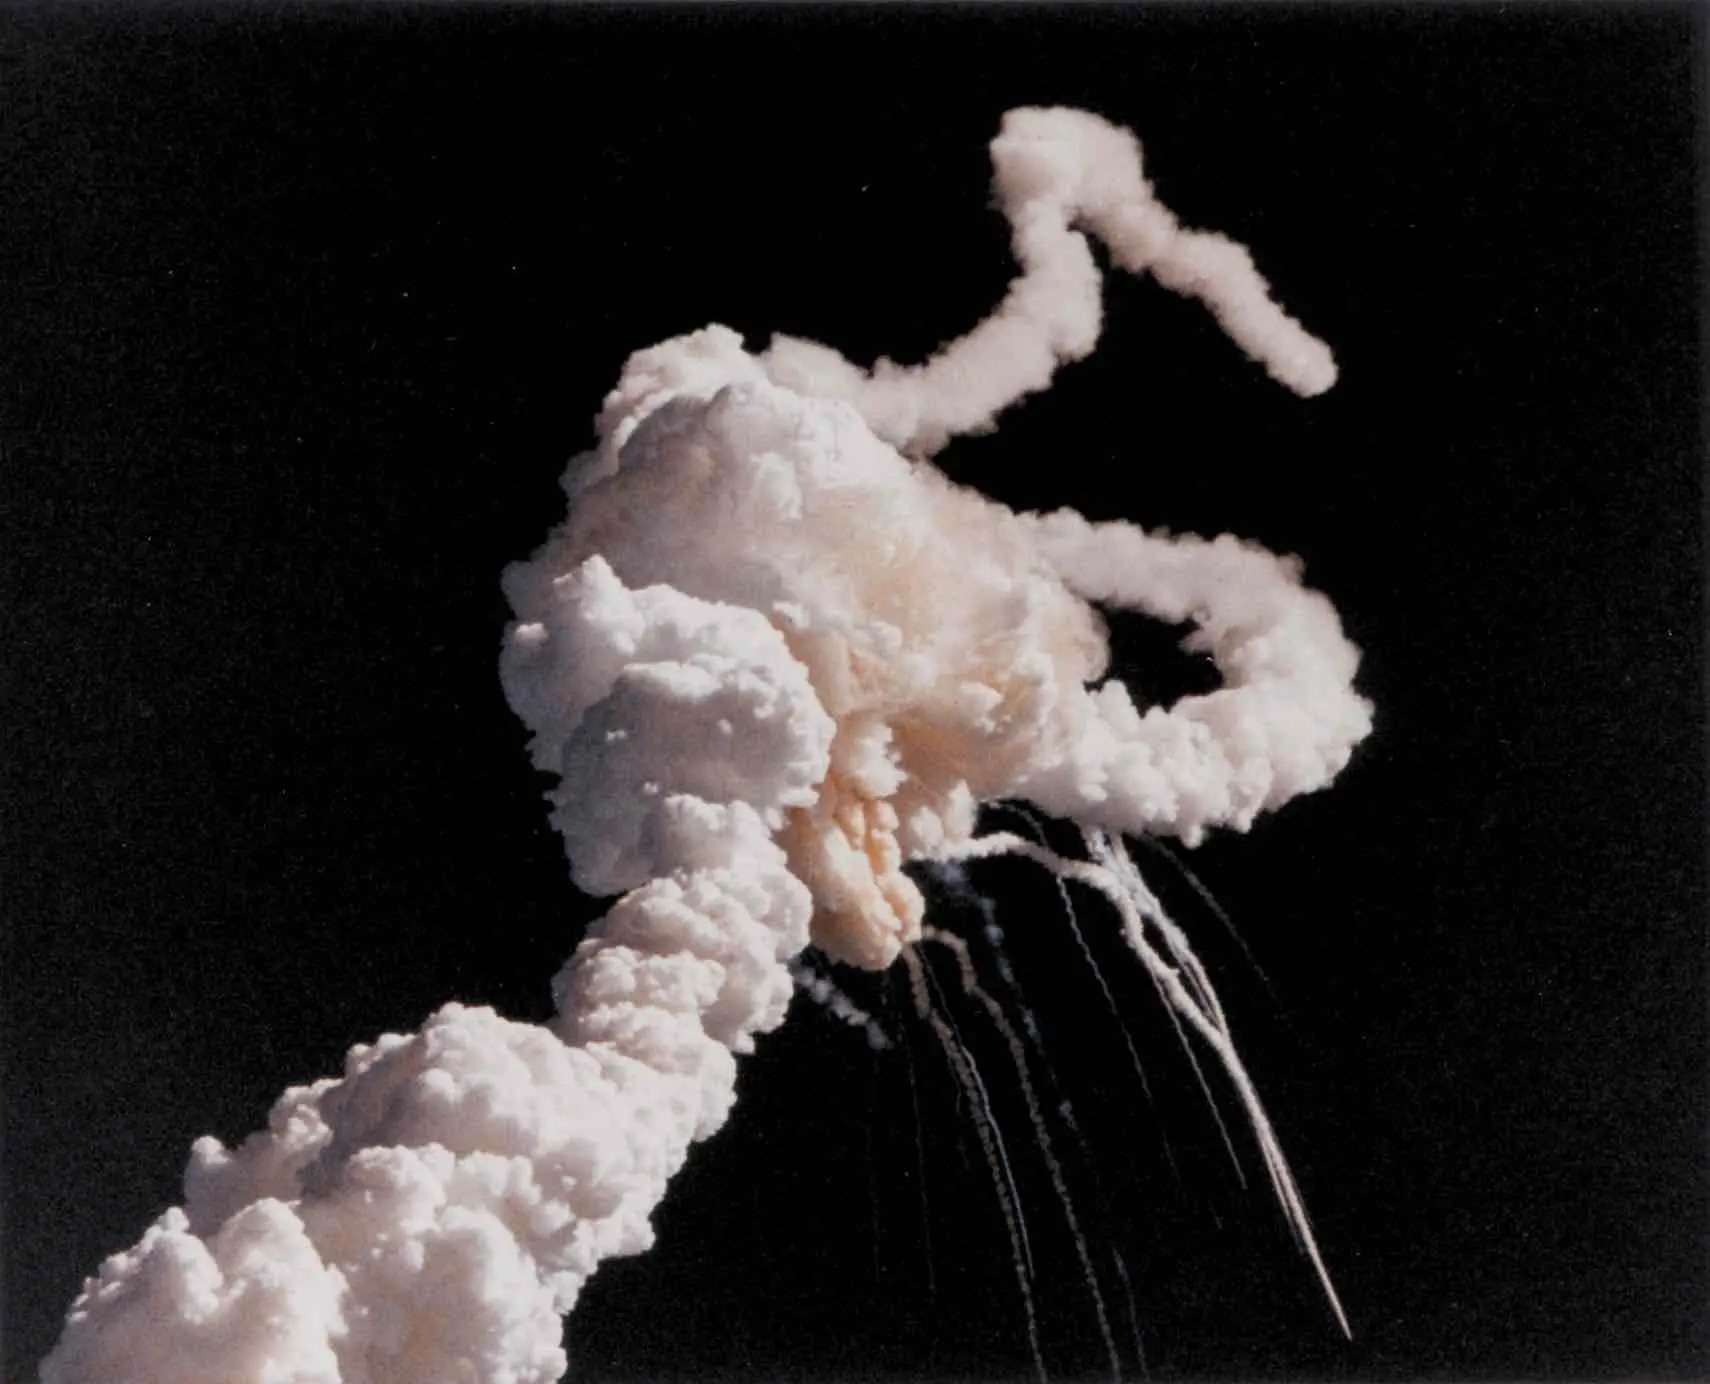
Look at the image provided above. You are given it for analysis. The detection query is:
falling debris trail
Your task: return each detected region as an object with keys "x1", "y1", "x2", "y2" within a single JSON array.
[
  {"x1": 900, "y1": 1005, "x2": 940, "y2": 1301},
  {"x1": 904, "y1": 947, "x2": 1049, "y2": 1384},
  {"x1": 1090, "y1": 829, "x2": 1250, "y2": 1190},
  {"x1": 41, "y1": 106, "x2": 1367, "y2": 1384},
  {"x1": 792, "y1": 957, "x2": 893, "y2": 1049},
  {"x1": 1123, "y1": 828, "x2": 1281, "y2": 1004},
  {"x1": 942, "y1": 831, "x2": 1354, "y2": 1340},
  {"x1": 923, "y1": 924, "x2": 1125, "y2": 1383}
]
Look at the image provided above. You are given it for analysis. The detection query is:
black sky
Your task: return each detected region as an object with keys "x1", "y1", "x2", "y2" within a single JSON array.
[{"x1": 3, "y1": 4, "x2": 1704, "y2": 1382}]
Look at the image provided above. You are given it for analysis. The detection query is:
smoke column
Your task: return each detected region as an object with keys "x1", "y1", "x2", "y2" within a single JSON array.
[{"x1": 40, "y1": 107, "x2": 1370, "y2": 1384}]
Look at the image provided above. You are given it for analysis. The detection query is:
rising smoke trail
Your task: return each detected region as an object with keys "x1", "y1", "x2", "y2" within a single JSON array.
[{"x1": 40, "y1": 106, "x2": 1370, "y2": 1384}]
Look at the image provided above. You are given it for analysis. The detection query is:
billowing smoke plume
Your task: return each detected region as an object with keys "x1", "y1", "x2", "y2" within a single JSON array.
[{"x1": 41, "y1": 107, "x2": 1369, "y2": 1384}]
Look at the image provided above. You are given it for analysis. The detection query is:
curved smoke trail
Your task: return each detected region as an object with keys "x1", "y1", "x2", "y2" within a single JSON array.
[{"x1": 41, "y1": 107, "x2": 1369, "y2": 1384}]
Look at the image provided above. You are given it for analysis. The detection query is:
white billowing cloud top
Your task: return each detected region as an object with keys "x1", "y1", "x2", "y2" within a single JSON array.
[{"x1": 42, "y1": 107, "x2": 1369, "y2": 1384}]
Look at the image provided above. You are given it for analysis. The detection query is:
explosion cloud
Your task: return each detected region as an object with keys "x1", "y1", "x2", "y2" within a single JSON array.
[{"x1": 40, "y1": 106, "x2": 1370, "y2": 1384}]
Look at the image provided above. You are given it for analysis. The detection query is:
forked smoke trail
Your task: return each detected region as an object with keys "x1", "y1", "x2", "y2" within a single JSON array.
[
  {"x1": 760, "y1": 106, "x2": 1337, "y2": 456},
  {"x1": 42, "y1": 107, "x2": 1370, "y2": 1384}
]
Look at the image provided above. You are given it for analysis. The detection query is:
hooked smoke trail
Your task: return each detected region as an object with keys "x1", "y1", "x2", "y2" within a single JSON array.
[{"x1": 41, "y1": 107, "x2": 1370, "y2": 1384}]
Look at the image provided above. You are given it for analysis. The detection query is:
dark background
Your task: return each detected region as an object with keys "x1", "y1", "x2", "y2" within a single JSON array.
[{"x1": 3, "y1": 4, "x2": 1703, "y2": 1381}]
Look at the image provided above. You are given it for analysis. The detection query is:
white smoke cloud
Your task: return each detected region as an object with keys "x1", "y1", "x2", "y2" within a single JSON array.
[{"x1": 40, "y1": 106, "x2": 1369, "y2": 1384}]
